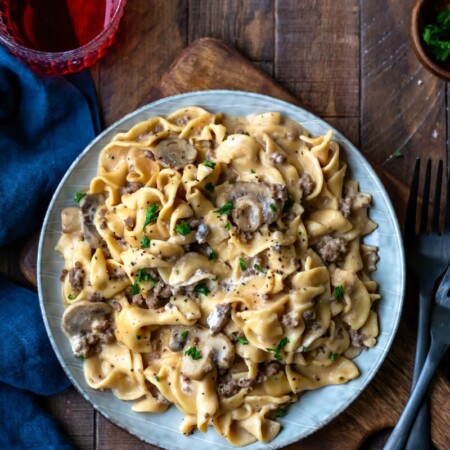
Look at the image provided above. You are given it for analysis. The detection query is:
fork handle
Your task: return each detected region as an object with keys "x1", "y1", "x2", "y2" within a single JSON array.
[
  {"x1": 404, "y1": 286, "x2": 434, "y2": 450},
  {"x1": 411, "y1": 287, "x2": 433, "y2": 383},
  {"x1": 383, "y1": 339, "x2": 448, "y2": 450},
  {"x1": 405, "y1": 402, "x2": 430, "y2": 450}
]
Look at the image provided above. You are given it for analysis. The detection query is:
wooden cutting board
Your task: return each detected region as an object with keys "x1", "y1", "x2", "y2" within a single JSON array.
[{"x1": 23, "y1": 38, "x2": 450, "y2": 449}]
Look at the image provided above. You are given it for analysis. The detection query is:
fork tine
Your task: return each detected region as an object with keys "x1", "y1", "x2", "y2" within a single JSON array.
[
  {"x1": 431, "y1": 160, "x2": 443, "y2": 234},
  {"x1": 405, "y1": 158, "x2": 421, "y2": 245},
  {"x1": 444, "y1": 168, "x2": 450, "y2": 237},
  {"x1": 420, "y1": 159, "x2": 432, "y2": 233}
]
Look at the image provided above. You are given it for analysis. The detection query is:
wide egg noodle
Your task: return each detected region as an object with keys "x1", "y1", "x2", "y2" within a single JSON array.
[{"x1": 56, "y1": 107, "x2": 380, "y2": 446}]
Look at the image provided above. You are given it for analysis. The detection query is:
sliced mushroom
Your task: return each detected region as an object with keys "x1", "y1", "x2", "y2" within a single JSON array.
[
  {"x1": 207, "y1": 303, "x2": 231, "y2": 334},
  {"x1": 169, "y1": 327, "x2": 189, "y2": 352},
  {"x1": 79, "y1": 193, "x2": 106, "y2": 248},
  {"x1": 62, "y1": 301, "x2": 114, "y2": 358},
  {"x1": 217, "y1": 182, "x2": 285, "y2": 232},
  {"x1": 180, "y1": 326, "x2": 235, "y2": 380},
  {"x1": 232, "y1": 195, "x2": 263, "y2": 232},
  {"x1": 61, "y1": 207, "x2": 83, "y2": 234},
  {"x1": 152, "y1": 137, "x2": 197, "y2": 169}
]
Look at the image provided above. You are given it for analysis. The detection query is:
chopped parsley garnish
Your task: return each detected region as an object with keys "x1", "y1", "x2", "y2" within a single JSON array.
[
  {"x1": 243, "y1": 131, "x2": 251, "y2": 136},
  {"x1": 142, "y1": 203, "x2": 160, "y2": 230},
  {"x1": 136, "y1": 268, "x2": 151, "y2": 283},
  {"x1": 276, "y1": 408, "x2": 287, "y2": 418},
  {"x1": 181, "y1": 330, "x2": 189, "y2": 340},
  {"x1": 423, "y1": 10, "x2": 450, "y2": 62},
  {"x1": 185, "y1": 346, "x2": 202, "y2": 360},
  {"x1": 136, "y1": 335, "x2": 142, "y2": 340},
  {"x1": 205, "y1": 182, "x2": 215, "y2": 192},
  {"x1": 282, "y1": 197, "x2": 295, "y2": 214},
  {"x1": 270, "y1": 203, "x2": 277, "y2": 213},
  {"x1": 74, "y1": 192, "x2": 86, "y2": 203},
  {"x1": 224, "y1": 222, "x2": 232, "y2": 230},
  {"x1": 203, "y1": 160, "x2": 216, "y2": 169},
  {"x1": 154, "y1": 374, "x2": 160, "y2": 382},
  {"x1": 132, "y1": 268, "x2": 158, "y2": 294},
  {"x1": 175, "y1": 220, "x2": 192, "y2": 236},
  {"x1": 195, "y1": 283, "x2": 210, "y2": 296},
  {"x1": 267, "y1": 337, "x2": 290, "y2": 361},
  {"x1": 330, "y1": 352, "x2": 339, "y2": 362},
  {"x1": 393, "y1": 150, "x2": 404, "y2": 159},
  {"x1": 301, "y1": 346, "x2": 308, "y2": 352},
  {"x1": 215, "y1": 201, "x2": 234, "y2": 216},
  {"x1": 77, "y1": 355, "x2": 85, "y2": 361},
  {"x1": 132, "y1": 282, "x2": 140, "y2": 295},
  {"x1": 254, "y1": 263, "x2": 267, "y2": 273},
  {"x1": 250, "y1": 169, "x2": 256, "y2": 174},
  {"x1": 333, "y1": 285, "x2": 344, "y2": 300},
  {"x1": 68, "y1": 294, "x2": 78, "y2": 300},
  {"x1": 140, "y1": 236, "x2": 151, "y2": 248},
  {"x1": 239, "y1": 257, "x2": 247, "y2": 271},
  {"x1": 237, "y1": 336, "x2": 248, "y2": 345},
  {"x1": 208, "y1": 251, "x2": 217, "y2": 260}
]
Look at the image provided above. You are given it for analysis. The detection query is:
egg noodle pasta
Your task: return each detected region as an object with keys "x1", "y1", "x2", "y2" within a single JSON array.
[{"x1": 56, "y1": 107, "x2": 380, "y2": 446}]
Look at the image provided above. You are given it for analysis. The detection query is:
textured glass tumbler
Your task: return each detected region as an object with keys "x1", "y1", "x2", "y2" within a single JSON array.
[{"x1": 0, "y1": 0, "x2": 126, "y2": 74}]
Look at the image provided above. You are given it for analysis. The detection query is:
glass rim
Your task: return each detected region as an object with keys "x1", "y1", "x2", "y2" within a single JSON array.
[{"x1": 0, "y1": 0, "x2": 126, "y2": 61}]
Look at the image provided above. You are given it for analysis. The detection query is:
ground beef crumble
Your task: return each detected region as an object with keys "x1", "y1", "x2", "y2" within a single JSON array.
[
  {"x1": 315, "y1": 235, "x2": 348, "y2": 263},
  {"x1": 298, "y1": 172, "x2": 315, "y2": 196},
  {"x1": 69, "y1": 262, "x2": 84, "y2": 292}
]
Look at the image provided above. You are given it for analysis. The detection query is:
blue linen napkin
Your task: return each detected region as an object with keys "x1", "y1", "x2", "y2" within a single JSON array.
[{"x1": 0, "y1": 46, "x2": 101, "y2": 448}]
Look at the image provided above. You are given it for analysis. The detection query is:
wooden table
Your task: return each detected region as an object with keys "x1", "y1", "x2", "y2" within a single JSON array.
[{"x1": 2, "y1": 1, "x2": 449, "y2": 449}]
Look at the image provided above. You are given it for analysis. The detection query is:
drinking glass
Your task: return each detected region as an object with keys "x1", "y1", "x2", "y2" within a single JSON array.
[{"x1": 0, "y1": 0, "x2": 126, "y2": 74}]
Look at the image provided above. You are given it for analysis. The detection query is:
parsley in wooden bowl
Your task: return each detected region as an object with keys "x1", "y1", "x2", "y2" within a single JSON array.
[{"x1": 411, "y1": 0, "x2": 450, "y2": 80}]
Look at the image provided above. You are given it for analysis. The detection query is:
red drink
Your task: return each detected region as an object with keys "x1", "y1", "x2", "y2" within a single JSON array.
[
  {"x1": 9, "y1": 0, "x2": 108, "y2": 53},
  {"x1": 0, "y1": 0, "x2": 126, "y2": 74}
]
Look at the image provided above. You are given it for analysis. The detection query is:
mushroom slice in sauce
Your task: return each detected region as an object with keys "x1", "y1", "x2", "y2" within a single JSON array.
[
  {"x1": 217, "y1": 182, "x2": 285, "y2": 232},
  {"x1": 61, "y1": 207, "x2": 83, "y2": 234},
  {"x1": 180, "y1": 326, "x2": 235, "y2": 380},
  {"x1": 152, "y1": 137, "x2": 197, "y2": 169},
  {"x1": 62, "y1": 301, "x2": 114, "y2": 358},
  {"x1": 207, "y1": 303, "x2": 231, "y2": 334},
  {"x1": 232, "y1": 195, "x2": 263, "y2": 232},
  {"x1": 79, "y1": 193, "x2": 106, "y2": 248}
]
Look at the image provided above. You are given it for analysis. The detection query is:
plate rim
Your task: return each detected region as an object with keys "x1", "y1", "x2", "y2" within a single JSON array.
[{"x1": 37, "y1": 89, "x2": 406, "y2": 450}]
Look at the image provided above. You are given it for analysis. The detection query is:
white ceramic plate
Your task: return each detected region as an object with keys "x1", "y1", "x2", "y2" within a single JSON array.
[{"x1": 38, "y1": 90, "x2": 405, "y2": 450}]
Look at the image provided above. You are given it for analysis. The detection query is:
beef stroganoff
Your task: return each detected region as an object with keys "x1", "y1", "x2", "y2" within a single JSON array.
[{"x1": 56, "y1": 107, "x2": 380, "y2": 446}]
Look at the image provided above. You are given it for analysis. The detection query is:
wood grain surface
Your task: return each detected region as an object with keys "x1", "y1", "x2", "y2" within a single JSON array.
[{"x1": 1, "y1": 1, "x2": 449, "y2": 449}]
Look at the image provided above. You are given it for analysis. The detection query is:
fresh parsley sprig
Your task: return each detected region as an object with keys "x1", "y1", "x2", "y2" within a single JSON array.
[
  {"x1": 266, "y1": 337, "x2": 290, "y2": 361},
  {"x1": 203, "y1": 160, "x2": 216, "y2": 169},
  {"x1": 175, "y1": 220, "x2": 192, "y2": 236},
  {"x1": 140, "y1": 236, "x2": 151, "y2": 248},
  {"x1": 185, "y1": 346, "x2": 202, "y2": 360},
  {"x1": 254, "y1": 263, "x2": 267, "y2": 274},
  {"x1": 237, "y1": 336, "x2": 248, "y2": 345},
  {"x1": 132, "y1": 268, "x2": 158, "y2": 295},
  {"x1": 205, "y1": 182, "x2": 215, "y2": 193},
  {"x1": 194, "y1": 283, "x2": 210, "y2": 296},
  {"x1": 74, "y1": 192, "x2": 86, "y2": 203},
  {"x1": 215, "y1": 201, "x2": 234, "y2": 216},
  {"x1": 142, "y1": 203, "x2": 160, "y2": 230},
  {"x1": 423, "y1": 10, "x2": 450, "y2": 62},
  {"x1": 333, "y1": 285, "x2": 344, "y2": 301}
]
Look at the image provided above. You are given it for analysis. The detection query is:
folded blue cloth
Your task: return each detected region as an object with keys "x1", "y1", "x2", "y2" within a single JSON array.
[{"x1": 0, "y1": 47, "x2": 100, "y2": 448}]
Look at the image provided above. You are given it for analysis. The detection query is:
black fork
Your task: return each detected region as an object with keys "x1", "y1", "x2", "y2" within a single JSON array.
[{"x1": 385, "y1": 158, "x2": 450, "y2": 450}]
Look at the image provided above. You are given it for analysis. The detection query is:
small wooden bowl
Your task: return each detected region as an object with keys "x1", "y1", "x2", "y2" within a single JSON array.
[{"x1": 411, "y1": 0, "x2": 450, "y2": 81}]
